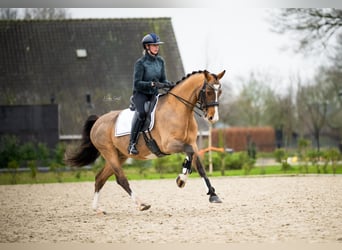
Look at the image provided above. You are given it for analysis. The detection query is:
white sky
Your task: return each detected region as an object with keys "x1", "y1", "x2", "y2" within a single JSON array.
[{"x1": 69, "y1": 8, "x2": 325, "y2": 93}]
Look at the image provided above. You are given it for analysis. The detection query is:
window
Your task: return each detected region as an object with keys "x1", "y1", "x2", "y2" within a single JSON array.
[{"x1": 76, "y1": 49, "x2": 87, "y2": 58}]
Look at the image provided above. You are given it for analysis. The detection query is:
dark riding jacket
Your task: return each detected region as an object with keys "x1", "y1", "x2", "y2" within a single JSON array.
[{"x1": 133, "y1": 52, "x2": 170, "y2": 95}]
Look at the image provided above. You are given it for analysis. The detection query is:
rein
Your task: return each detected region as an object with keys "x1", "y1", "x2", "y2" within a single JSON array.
[{"x1": 167, "y1": 81, "x2": 220, "y2": 117}]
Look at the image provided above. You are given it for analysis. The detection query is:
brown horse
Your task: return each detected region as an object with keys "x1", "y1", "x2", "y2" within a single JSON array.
[{"x1": 65, "y1": 69, "x2": 226, "y2": 212}]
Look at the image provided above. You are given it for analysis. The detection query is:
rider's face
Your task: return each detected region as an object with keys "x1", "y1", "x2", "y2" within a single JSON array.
[{"x1": 147, "y1": 44, "x2": 159, "y2": 55}]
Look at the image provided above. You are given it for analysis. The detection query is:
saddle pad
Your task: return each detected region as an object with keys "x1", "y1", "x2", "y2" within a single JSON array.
[{"x1": 114, "y1": 104, "x2": 157, "y2": 137}]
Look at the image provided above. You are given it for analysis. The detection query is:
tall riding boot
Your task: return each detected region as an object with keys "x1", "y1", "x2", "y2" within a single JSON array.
[{"x1": 128, "y1": 117, "x2": 144, "y2": 155}]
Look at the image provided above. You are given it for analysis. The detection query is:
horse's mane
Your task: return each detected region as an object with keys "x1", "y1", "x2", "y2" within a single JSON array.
[{"x1": 175, "y1": 70, "x2": 208, "y2": 85}]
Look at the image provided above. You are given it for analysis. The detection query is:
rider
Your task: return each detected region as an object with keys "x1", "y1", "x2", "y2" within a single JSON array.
[{"x1": 128, "y1": 33, "x2": 172, "y2": 155}]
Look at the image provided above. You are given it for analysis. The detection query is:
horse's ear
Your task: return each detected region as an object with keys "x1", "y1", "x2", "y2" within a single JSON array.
[{"x1": 217, "y1": 70, "x2": 226, "y2": 80}]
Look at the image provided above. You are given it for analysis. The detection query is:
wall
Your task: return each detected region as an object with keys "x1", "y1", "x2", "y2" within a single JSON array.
[{"x1": 0, "y1": 104, "x2": 59, "y2": 149}]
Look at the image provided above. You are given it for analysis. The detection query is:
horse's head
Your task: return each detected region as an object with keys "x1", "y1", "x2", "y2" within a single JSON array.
[{"x1": 199, "y1": 70, "x2": 225, "y2": 123}]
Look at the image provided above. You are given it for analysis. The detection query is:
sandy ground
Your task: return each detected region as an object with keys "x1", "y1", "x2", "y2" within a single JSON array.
[{"x1": 0, "y1": 176, "x2": 342, "y2": 243}]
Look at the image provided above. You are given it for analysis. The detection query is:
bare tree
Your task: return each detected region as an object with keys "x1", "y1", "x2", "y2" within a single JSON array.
[
  {"x1": 23, "y1": 8, "x2": 71, "y2": 20},
  {"x1": 0, "y1": 8, "x2": 70, "y2": 20},
  {"x1": 0, "y1": 8, "x2": 19, "y2": 19},
  {"x1": 224, "y1": 72, "x2": 275, "y2": 127},
  {"x1": 269, "y1": 8, "x2": 342, "y2": 53},
  {"x1": 296, "y1": 76, "x2": 333, "y2": 151}
]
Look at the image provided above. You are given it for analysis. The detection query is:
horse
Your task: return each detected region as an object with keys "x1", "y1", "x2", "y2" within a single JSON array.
[{"x1": 65, "y1": 69, "x2": 226, "y2": 213}]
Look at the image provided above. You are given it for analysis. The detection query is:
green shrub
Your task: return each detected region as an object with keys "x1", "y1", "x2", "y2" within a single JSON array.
[
  {"x1": 27, "y1": 160, "x2": 38, "y2": 181},
  {"x1": 0, "y1": 135, "x2": 21, "y2": 168},
  {"x1": 153, "y1": 154, "x2": 183, "y2": 177},
  {"x1": 307, "y1": 149, "x2": 323, "y2": 173},
  {"x1": 223, "y1": 152, "x2": 250, "y2": 170},
  {"x1": 274, "y1": 148, "x2": 287, "y2": 163},
  {"x1": 53, "y1": 142, "x2": 66, "y2": 165},
  {"x1": 7, "y1": 159, "x2": 19, "y2": 184},
  {"x1": 322, "y1": 148, "x2": 341, "y2": 175},
  {"x1": 36, "y1": 143, "x2": 50, "y2": 166}
]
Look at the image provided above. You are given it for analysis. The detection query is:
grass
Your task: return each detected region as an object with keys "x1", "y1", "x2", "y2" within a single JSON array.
[{"x1": 0, "y1": 163, "x2": 341, "y2": 185}]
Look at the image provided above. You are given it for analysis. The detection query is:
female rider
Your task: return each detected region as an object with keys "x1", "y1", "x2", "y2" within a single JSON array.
[{"x1": 128, "y1": 33, "x2": 172, "y2": 155}]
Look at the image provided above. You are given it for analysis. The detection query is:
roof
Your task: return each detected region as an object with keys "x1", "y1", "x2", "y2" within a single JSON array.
[{"x1": 0, "y1": 18, "x2": 185, "y2": 134}]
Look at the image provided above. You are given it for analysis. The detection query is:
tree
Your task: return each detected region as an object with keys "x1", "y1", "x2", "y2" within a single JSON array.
[
  {"x1": 0, "y1": 8, "x2": 19, "y2": 19},
  {"x1": 296, "y1": 75, "x2": 333, "y2": 151},
  {"x1": 270, "y1": 8, "x2": 342, "y2": 150},
  {"x1": 316, "y1": 64, "x2": 342, "y2": 148},
  {"x1": 23, "y1": 8, "x2": 71, "y2": 19},
  {"x1": 223, "y1": 72, "x2": 295, "y2": 130},
  {"x1": 224, "y1": 73, "x2": 273, "y2": 126},
  {"x1": 269, "y1": 8, "x2": 342, "y2": 53},
  {"x1": 0, "y1": 8, "x2": 70, "y2": 20},
  {"x1": 264, "y1": 83, "x2": 297, "y2": 148}
]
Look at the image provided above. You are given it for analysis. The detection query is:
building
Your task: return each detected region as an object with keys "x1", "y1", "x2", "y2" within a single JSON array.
[{"x1": 0, "y1": 18, "x2": 185, "y2": 146}]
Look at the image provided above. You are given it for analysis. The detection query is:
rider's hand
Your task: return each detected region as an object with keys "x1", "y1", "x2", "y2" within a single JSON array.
[{"x1": 152, "y1": 81, "x2": 166, "y2": 89}]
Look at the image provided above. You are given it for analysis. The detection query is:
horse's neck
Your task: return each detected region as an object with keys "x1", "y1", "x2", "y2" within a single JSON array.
[{"x1": 171, "y1": 74, "x2": 204, "y2": 104}]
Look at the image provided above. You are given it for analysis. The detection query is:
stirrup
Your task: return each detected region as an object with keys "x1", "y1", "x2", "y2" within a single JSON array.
[{"x1": 128, "y1": 143, "x2": 139, "y2": 155}]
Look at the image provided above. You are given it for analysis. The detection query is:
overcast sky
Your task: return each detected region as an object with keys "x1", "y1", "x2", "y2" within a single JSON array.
[{"x1": 69, "y1": 8, "x2": 327, "y2": 93}]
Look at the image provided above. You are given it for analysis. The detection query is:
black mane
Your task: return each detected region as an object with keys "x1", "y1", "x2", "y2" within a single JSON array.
[{"x1": 175, "y1": 70, "x2": 208, "y2": 85}]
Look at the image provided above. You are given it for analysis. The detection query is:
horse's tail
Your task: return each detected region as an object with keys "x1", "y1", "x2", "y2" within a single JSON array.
[{"x1": 65, "y1": 115, "x2": 100, "y2": 167}]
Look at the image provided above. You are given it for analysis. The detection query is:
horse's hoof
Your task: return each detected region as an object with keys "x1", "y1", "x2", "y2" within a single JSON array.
[
  {"x1": 95, "y1": 209, "x2": 107, "y2": 215},
  {"x1": 176, "y1": 174, "x2": 187, "y2": 188},
  {"x1": 209, "y1": 195, "x2": 222, "y2": 203},
  {"x1": 139, "y1": 203, "x2": 151, "y2": 211}
]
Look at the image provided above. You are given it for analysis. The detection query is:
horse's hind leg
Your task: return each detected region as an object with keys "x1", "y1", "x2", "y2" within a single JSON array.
[
  {"x1": 96, "y1": 150, "x2": 151, "y2": 211},
  {"x1": 93, "y1": 162, "x2": 114, "y2": 214},
  {"x1": 113, "y1": 166, "x2": 151, "y2": 211}
]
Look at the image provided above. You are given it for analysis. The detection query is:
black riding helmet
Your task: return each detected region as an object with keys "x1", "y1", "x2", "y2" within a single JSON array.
[{"x1": 141, "y1": 33, "x2": 164, "y2": 49}]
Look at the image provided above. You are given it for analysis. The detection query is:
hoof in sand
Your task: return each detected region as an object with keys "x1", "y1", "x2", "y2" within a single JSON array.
[
  {"x1": 209, "y1": 195, "x2": 222, "y2": 203},
  {"x1": 95, "y1": 209, "x2": 107, "y2": 215},
  {"x1": 139, "y1": 204, "x2": 151, "y2": 211},
  {"x1": 176, "y1": 174, "x2": 187, "y2": 188}
]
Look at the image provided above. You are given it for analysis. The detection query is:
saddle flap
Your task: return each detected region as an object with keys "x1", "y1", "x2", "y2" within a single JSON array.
[{"x1": 114, "y1": 95, "x2": 159, "y2": 137}]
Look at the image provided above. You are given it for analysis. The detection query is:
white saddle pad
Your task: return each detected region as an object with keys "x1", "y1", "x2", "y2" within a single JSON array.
[{"x1": 115, "y1": 103, "x2": 157, "y2": 137}]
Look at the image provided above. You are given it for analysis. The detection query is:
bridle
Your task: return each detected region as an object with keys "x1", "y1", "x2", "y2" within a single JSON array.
[
  {"x1": 167, "y1": 80, "x2": 221, "y2": 117},
  {"x1": 198, "y1": 81, "x2": 221, "y2": 110}
]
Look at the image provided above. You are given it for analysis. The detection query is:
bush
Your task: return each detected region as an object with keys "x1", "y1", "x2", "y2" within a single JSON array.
[
  {"x1": 0, "y1": 135, "x2": 21, "y2": 168},
  {"x1": 153, "y1": 154, "x2": 183, "y2": 177},
  {"x1": 0, "y1": 134, "x2": 51, "y2": 169},
  {"x1": 27, "y1": 160, "x2": 38, "y2": 181},
  {"x1": 273, "y1": 148, "x2": 293, "y2": 173},
  {"x1": 223, "y1": 152, "x2": 250, "y2": 170},
  {"x1": 7, "y1": 159, "x2": 19, "y2": 184},
  {"x1": 36, "y1": 143, "x2": 50, "y2": 166},
  {"x1": 274, "y1": 148, "x2": 287, "y2": 163},
  {"x1": 307, "y1": 149, "x2": 322, "y2": 173},
  {"x1": 53, "y1": 142, "x2": 66, "y2": 165},
  {"x1": 322, "y1": 148, "x2": 341, "y2": 175}
]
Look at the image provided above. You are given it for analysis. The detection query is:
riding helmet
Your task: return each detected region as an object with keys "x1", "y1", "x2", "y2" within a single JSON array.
[{"x1": 141, "y1": 33, "x2": 164, "y2": 48}]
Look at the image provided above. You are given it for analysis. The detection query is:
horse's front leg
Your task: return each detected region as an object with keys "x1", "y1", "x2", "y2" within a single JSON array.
[
  {"x1": 176, "y1": 154, "x2": 192, "y2": 188},
  {"x1": 195, "y1": 155, "x2": 222, "y2": 203}
]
